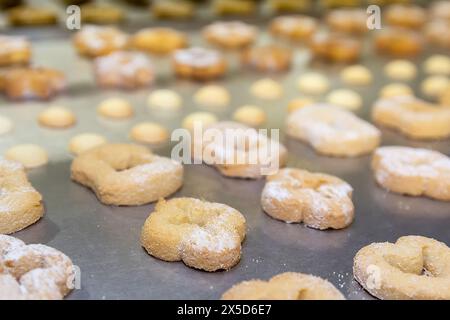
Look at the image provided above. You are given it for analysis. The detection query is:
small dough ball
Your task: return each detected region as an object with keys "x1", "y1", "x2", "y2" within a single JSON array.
[
  {"x1": 384, "y1": 59, "x2": 417, "y2": 81},
  {"x1": 421, "y1": 75, "x2": 449, "y2": 99},
  {"x1": 326, "y1": 89, "x2": 362, "y2": 111},
  {"x1": 69, "y1": 133, "x2": 107, "y2": 155},
  {"x1": 129, "y1": 122, "x2": 169, "y2": 144},
  {"x1": 147, "y1": 89, "x2": 182, "y2": 111},
  {"x1": 97, "y1": 97, "x2": 133, "y2": 119},
  {"x1": 233, "y1": 105, "x2": 266, "y2": 127},
  {"x1": 380, "y1": 83, "x2": 413, "y2": 98},
  {"x1": 182, "y1": 112, "x2": 218, "y2": 131},
  {"x1": 297, "y1": 72, "x2": 329, "y2": 95},
  {"x1": 38, "y1": 106, "x2": 76, "y2": 129},
  {"x1": 4, "y1": 144, "x2": 48, "y2": 168},
  {"x1": 194, "y1": 85, "x2": 230, "y2": 109},
  {"x1": 340, "y1": 65, "x2": 372, "y2": 85},
  {"x1": 423, "y1": 55, "x2": 450, "y2": 76},
  {"x1": 0, "y1": 115, "x2": 13, "y2": 136},
  {"x1": 287, "y1": 97, "x2": 315, "y2": 113},
  {"x1": 250, "y1": 78, "x2": 283, "y2": 100}
]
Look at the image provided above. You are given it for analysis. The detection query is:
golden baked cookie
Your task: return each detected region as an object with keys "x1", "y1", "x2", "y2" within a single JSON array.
[
  {"x1": 326, "y1": 89, "x2": 362, "y2": 111},
  {"x1": 0, "y1": 159, "x2": 44, "y2": 235},
  {"x1": 420, "y1": 76, "x2": 449, "y2": 99},
  {"x1": 7, "y1": 6, "x2": 57, "y2": 26},
  {"x1": 0, "y1": 235, "x2": 75, "y2": 300},
  {"x1": 38, "y1": 106, "x2": 76, "y2": 129},
  {"x1": 340, "y1": 65, "x2": 372, "y2": 85},
  {"x1": 374, "y1": 27, "x2": 423, "y2": 57},
  {"x1": 0, "y1": 115, "x2": 13, "y2": 136},
  {"x1": 372, "y1": 146, "x2": 450, "y2": 201},
  {"x1": 309, "y1": 32, "x2": 361, "y2": 63},
  {"x1": 429, "y1": 0, "x2": 450, "y2": 21},
  {"x1": 71, "y1": 144, "x2": 183, "y2": 206},
  {"x1": 424, "y1": 20, "x2": 450, "y2": 49},
  {"x1": 287, "y1": 104, "x2": 381, "y2": 157},
  {"x1": 68, "y1": 133, "x2": 107, "y2": 155},
  {"x1": 0, "y1": 35, "x2": 31, "y2": 67},
  {"x1": 129, "y1": 122, "x2": 169, "y2": 145},
  {"x1": 261, "y1": 168, "x2": 354, "y2": 229},
  {"x1": 241, "y1": 45, "x2": 292, "y2": 72},
  {"x1": 151, "y1": 0, "x2": 194, "y2": 19},
  {"x1": 94, "y1": 51, "x2": 154, "y2": 89},
  {"x1": 172, "y1": 47, "x2": 227, "y2": 81},
  {"x1": 194, "y1": 85, "x2": 230, "y2": 109},
  {"x1": 250, "y1": 78, "x2": 283, "y2": 100},
  {"x1": 354, "y1": 236, "x2": 450, "y2": 300},
  {"x1": 268, "y1": 0, "x2": 312, "y2": 13},
  {"x1": 203, "y1": 21, "x2": 257, "y2": 49},
  {"x1": 296, "y1": 72, "x2": 329, "y2": 95},
  {"x1": 372, "y1": 95, "x2": 450, "y2": 139},
  {"x1": 182, "y1": 112, "x2": 218, "y2": 131},
  {"x1": 147, "y1": 89, "x2": 182, "y2": 112},
  {"x1": 384, "y1": 4, "x2": 427, "y2": 29},
  {"x1": 97, "y1": 97, "x2": 134, "y2": 119},
  {"x1": 73, "y1": 25, "x2": 128, "y2": 58},
  {"x1": 222, "y1": 272, "x2": 345, "y2": 300},
  {"x1": 379, "y1": 83, "x2": 413, "y2": 98},
  {"x1": 233, "y1": 105, "x2": 266, "y2": 127},
  {"x1": 4, "y1": 144, "x2": 48, "y2": 169},
  {"x1": 131, "y1": 28, "x2": 187, "y2": 55},
  {"x1": 326, "y1": 8, "x2": 368, "y2": 34},
  {"x1": 80, "y1": 3, "x2": 125, "y2": 24},
  {"x1": 423, "y1": 55, "x2": 450, "y2": 76},
  {"x1": 269, "y1": 15, "x2": 318, "y2": 41},
  {"x1": 141, "y1": 197, "x2": 246, "y2": 272},
  {"x1": 383, "y1": 59, "x2": 417, "y2": 81},
  {"x1": 212, "y1": 0, "x2": 255, "y2": 16}
]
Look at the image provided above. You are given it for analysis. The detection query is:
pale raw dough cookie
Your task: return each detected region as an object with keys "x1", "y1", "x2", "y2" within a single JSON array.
[
  {"x1": 222, "y1": 272, "x2": 345, "y2": 300},
  {"x1": 423, "y1": 55, "x2": 450, "y2": 76},
  {"x1": 297, "y1": 72, "x2": 329, "y2": 95},
  {"x1": 38, "y1": 106, "x2": 76, "y2": 129},
  {"x1": 71, "y1": 143, "x2": 183, "y2": 206},
  {"x1": 68, "y1": 133, "x2": 107, "y2": 155},
  {"x1": 129, "y1": 122, "x2": 169, "y2": 144},
  {"x1": 147, "y1": 89, "x2": 182, "y2": 111},
  {"x1": 232, "y1": 105, "x2": 266, "y2": 127},
  {"x1": 0, "y1": 116, "x2": 13, "y2": 136},
  {"x1": 286, "y1": 105, "x2": 381, "y2": 157},
  {"x1": 194, "y1": 85, "x2": 230, "y2": 109},
  {"x1": 420, "y1": 76, "x2": 449, "y2": 99},
  {"x1": 384, "y1": 60, "x2": 417, "y2": 81},
  {"x1": 340, "y1": 65, "x2": 372, "y2": 86},
  {"x1": 372, "y1": 146, "x2": 450, "y2": 201},
  {"x1": 372, "y1": 95, "x2": 450, "y2": 139},
  {"x1": 326, "y1": 89, "x2": 362, "y2": 111},
  {"x1": 192, "y1": 121, "x2": 287, "y2": 179},
  {"x1": 141, "y1": 197, "x2": 246, "y2": 272},
  {"x1": 0, "y1": 159, "x2": 44, "y2": 235},
  {"x1": 0, "y1": 235, "x2": 74, "y2": 300},
  {"x1": 261, "y1": 168, "x2": 354, "y2": 230},
  {"x1": 287, "y1": 97, "x2": 315, "y2": 113},
  {"x1": 182, "y1": 112, "x2": 218, "y2": 131},
  {"x1": 354, "y1": 236, "x2": 450, "y2": 300},
  {"x1": 97, "y1": 97, "x2": 133, "y2": 119},
  {"x1": 250, "y1": 78, "x2": 283, "y2": 100},
  {"x1": 5, "y1": 144, "x2": 48, "y2": 169},
  {"x1": 380, "y1": 83, "x2": 413, "y2": 98}
]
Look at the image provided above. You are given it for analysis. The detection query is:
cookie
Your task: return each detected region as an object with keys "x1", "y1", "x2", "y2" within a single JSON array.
[
  {"x1": 129, "y1": 122, "x2": 169, "y2": 145},
  {"x1": 7, "y1": 6, "x2": 57, "y2": 26},
  {"x1": 325, "y1": 8, "x2": 367, "y2": 34},
  {"x1": 296, "y1": 72, "x2": 329, "y2": 95},
  {"x1": 147, "y1": 89, "x2": 182, "y2": 111},
  {"x1": 194, "y1": 85, "x2": 230, "y2": 109},
  {"x1": 241, "y1": 45, "x2": 292, "y2": 72},
  {"x1": 340, "y1": 65, "x2": 372, "y2": 86},
  {"x1": 423, "y1": 55, "x2": 450, "y2": 76},
  {"x1": 0, "y1": 116, "x2": 13, "y2": 136},
  {"x1": 379, "y1": 83, "x2": 413, "y2": 98},
  {"x1": 80, "y1": 3, "x2": 125, "y2": 24},
  {"x1": 213, "y1": 0, "x2": 255, "y2": 16},
  {"x1": 269, "y1": 15, "x2": 318, "y2": 41},
  {"x1": 326, "y1": 89, "x2": 362, "y2": 111},
  {"x1": 151, "y1": 0, "x2": 194, "y2": 19},
  {"x1": 97, "y1": 97, "x2": 134, "y2": 119},
  {"x1": 232, "y1": 105, "x2": 266, "y2": 127},
  {"x1": 309, "y1": 32, "x2": 361, "y2": 63},
  {"x1": 420, "y1": 76, "x2": 449, "y2": 99},
  {"x1": 131, "y1": 28, "x2": 187, "y2": 55},
  {"x1": 182, "y1": 112, "x2": 218, "y2": 131},
  {"x1": 0, "y1": 35, "x2": 31, "y2": 67},
  {"x1": 73, "y1": 25, "x2": 128, "y2": 58},
  {"x1": 425, "y1": 20, "x2": 450, "y2": 49},
  {"x1": 38, "y1": 106, "x2": 76, "y2": 129},
  {"x1": 4, "y1": 144, "x2": 48, "y2": 169},
  {"x1": 384, "y1": 59, "x2": 417, "y2": 81},
  {"x1": 203, "y1": 21, "x2": 257, "y2": 49},
  {"x1": 375, "y1": 27, "x2": 423, "y2": 57},
  {"x1": 250, "y1": 78, "x2": 283, "y2": 100},
  {"x1": 68, "y1": 133, "x2": 107, "y2": 155},
  {"x1": 384, "y1": 4, "x2": 427, "y2": 29}
]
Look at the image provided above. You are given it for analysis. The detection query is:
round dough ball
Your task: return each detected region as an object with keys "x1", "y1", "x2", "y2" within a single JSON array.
[
  {"x1": 69, "y1": 133, "x2": 107, "y2": 155},
  {"x1": 4, "y1": 144, "x2": 48, "y2": 168},
  {"x1": 250, "y1": 78, "x2": 283, "y2": 100},
  {"x1": 384, "y1": 60, "x2": 417, "y2": 81},
  {"x1": 182, "y1": 112, "x2": 218, "y2": 131},
  {"x1": 147, "y1": 89, "x2": 182, "y2": 111},
  {"x1": 97, "y1": 97, "x2": 133, "y2": 119},
  {"x1": 129, "y1": 122, "x2": 169, "y2": 144},
  {"x1": 423, "y1": 55, "x2": 450, "y2": 76},
  {"x1": 194, "y1": 85, "x2": 230, "y2": 109},
  {"x1": 380, "y1": 83, "x2": 414, "y2": 98},
  {"x1": 421, "y1": 75, "x2": 449, "y2": 99},
  {"x1": 340, "y1": 65, "x2": 372, "y2": 85},
  {"x1": 297, "y1": 72, "x2": 329, "y2": 95},
  {"x1": 232, "y1": 105, "x2": 266, "y2": 127},
  {"x1": 38, "y1": 106, "x2": 76, "y2": 129},
  {"x1": 0, "y1": 115, "x2": 13, "y2": 136},
  {"x1": 287, "y1": 97, "x2": 315, "y2": 113},
  {"x1": 326, "y1": 89, "x2": 362, "y2": 111}
]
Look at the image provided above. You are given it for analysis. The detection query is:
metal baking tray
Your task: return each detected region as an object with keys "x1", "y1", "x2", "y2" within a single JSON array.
[{"x1": 1, "y1": 18, "x2": 449, "y2": 300}]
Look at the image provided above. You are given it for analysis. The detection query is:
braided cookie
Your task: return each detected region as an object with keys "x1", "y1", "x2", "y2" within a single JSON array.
[
  {"x1": 261, "y1": 168, "x2": 354, "y2": 230},
  {"x1": 0, "y1": 159, "x2": 44, "y2": 234},
  {"x1": 0, "y1": 235, "x2": 74, "y2": 300},
  {"x1": 71, "y1": 144, "x2": 183, "y2": 206},
  {"x1": 203, "y1": 21, "x2": 257, "y2": 49},
  {"x1": 372, "y1": 146, "x2": 450, "y2": 201},
  {"x1": 73, "y1": 25, "x2": 128, "y2": 58},
  {"x1": 222, "y1": 272, "x2": 345, "y2": 300},
  {"x1": 192, "y1": 121, "x2": 287, "y2": 179},
  {"x1": 372, "y1": 96, "x2": 450, "y2": 140},
  {"x1": 141, "y1": 198, "x2": 246, "y2": 272},
  {"x1": 0, "y1": 35, "x2": 31, "y2": 66},
  {"x1": 353, "y1": 236, "x2": 450, "y2": 300},
  {"x1": 286, "y1": 105, "x2": 381, "y2": 157}
]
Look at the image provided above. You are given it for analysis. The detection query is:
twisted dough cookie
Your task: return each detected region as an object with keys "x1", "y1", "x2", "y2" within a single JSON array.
[
  {"x1": 141, "y1": 198, "x2": 246, "y2": 272},
  {"x1": 222, "y1": 272, "x2": 345, "y2": 300},
  {"x1": 0, "y1": 235, "x2": 74, "y2": 300},
  {"x1": 286, "y1": 105, "x2": 380, "y2": 157},
  {"x1": 71, "y1": 144, "x2": 183, "y2": 206},
  {"x1": 354, "y1": 236, "x2": 450, "y2": 300},
  {"x1": 261, "y1": 168, "x2": 354, "y2": 230},
  {"x1": 0, "y1": 159, "x2": 44, "y2": 234},
  {"x1": 372, "y1": 146, "x2": 450, "y2": 201}
]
